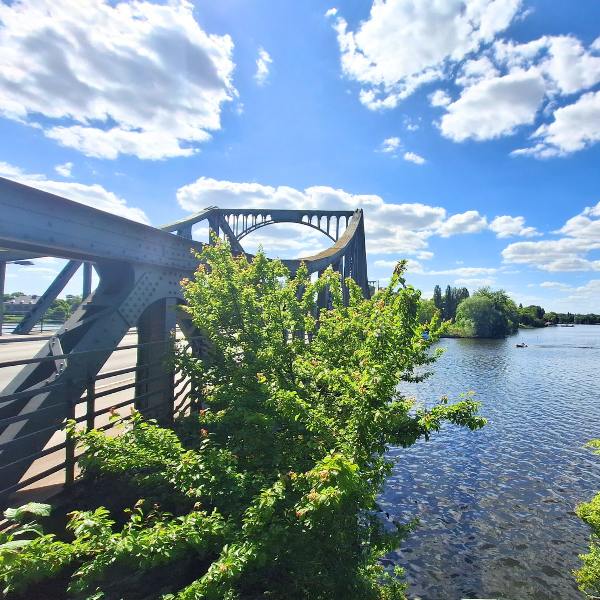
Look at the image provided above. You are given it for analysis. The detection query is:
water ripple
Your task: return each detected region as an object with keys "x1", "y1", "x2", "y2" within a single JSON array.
[{"x1": 383, "y1": 325, "x2": 600, "y2": 600}]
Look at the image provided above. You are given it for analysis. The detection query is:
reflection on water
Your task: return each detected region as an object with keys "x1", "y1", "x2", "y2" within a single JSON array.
[{"x1": 383, "y1": 325, "x2": 600, "y2": 600}]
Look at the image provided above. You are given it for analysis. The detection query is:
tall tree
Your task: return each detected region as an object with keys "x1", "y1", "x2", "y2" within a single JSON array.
[
  {"x1": 432, "y1": 285, "x2": 443, "y2": 313},
  {"x1": 443, "y1": 285, "x2": 453, "y2": 320}
]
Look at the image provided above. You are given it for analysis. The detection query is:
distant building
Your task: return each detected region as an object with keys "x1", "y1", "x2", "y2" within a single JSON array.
[{"x1": 4, "y1": 295, "x2": 39, "y2": 314}]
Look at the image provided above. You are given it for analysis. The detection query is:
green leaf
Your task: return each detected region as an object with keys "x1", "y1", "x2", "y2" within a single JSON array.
[{"x1": 4, "y1": 502, "x2": 52, "y2": 522}]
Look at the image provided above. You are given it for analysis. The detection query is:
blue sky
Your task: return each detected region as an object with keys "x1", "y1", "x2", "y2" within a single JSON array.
[{"x1": 1, "y1": 0, "x2": 599, "y2": 312}]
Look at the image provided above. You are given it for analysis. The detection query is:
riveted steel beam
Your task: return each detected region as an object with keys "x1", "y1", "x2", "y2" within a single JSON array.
[
  {"x1": 0, "y1": 177, "x2": 202, "y2": 270},
  {"x1": 12, "y1": 260, "x2": 82, "y2": 335}
]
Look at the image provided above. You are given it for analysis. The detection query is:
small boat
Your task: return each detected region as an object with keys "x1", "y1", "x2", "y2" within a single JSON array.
[{"x1": 516, "y1": 343, "x2": 528, "y2": 348}]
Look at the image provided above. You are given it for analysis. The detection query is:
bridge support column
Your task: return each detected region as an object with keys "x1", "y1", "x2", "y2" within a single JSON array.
[
  {"x1": 135, "y1": 298, "x2": 177, "y2": 425},
  {"x1": 82, "y1": 262, "x2": 92, "y2": 298},
  {"x1": 208, "y1": 216, "x2": 219, "y2": 245}
]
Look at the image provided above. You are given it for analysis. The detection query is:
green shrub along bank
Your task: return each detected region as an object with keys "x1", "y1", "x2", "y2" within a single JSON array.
[
  {"x1": 0, "y1": 245, "x2": 486, "y2": 600},
  {"x1": 576, "y1": 440, "x2": 600, "y2": 598},
  {"x1": 450, "y1": 288, "x2": 519, "y2": 339}
]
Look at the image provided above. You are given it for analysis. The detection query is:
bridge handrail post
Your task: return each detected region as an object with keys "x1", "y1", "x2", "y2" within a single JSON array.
[
  {"x1": 64, "y1": 378, "x2": 76, "y2": 486},
  {"x1": 86, "y1": 376, "x2": 96, "y2": 432}
]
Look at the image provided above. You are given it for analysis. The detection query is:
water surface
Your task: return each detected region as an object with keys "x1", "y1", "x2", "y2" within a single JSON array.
[{"x1": 383, "y1": 325, "x2": 600, "y2": 600}]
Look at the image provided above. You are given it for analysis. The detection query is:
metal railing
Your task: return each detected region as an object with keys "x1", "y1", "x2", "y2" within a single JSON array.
[{"x1": 0, "y1": 337, "x2": 196, "y2": 503}]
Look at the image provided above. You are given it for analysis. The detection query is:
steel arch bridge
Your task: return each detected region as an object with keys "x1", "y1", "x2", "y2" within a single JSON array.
[{"x1": 0, "y1": 177, "x2": 370, "y2": 497}]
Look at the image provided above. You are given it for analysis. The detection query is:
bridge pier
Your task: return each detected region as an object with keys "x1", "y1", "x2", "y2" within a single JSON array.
[{"x1": 135, "y1": 297, "x2": 177, "y2": 425}]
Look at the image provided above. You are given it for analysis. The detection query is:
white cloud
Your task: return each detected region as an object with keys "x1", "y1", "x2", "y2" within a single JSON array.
[
  {"x1": 254, "y1": 47, "x2": 272, "y2": 86},
  {"x1": 455, "y1": 56, "x2": 500, "y2": 87},
  {"x1": 502, "y1": 202, "x2": 600, "y2": 272},
  {"x1": 489, "y1": 215, "x2": 539, "y2": 238},
  {"x1": 432, "y1": 267, "x2": 497, "y2": 277},
  {"x1": 437, "y1": 210, "x2": 488, "y2": 237},
  {"x1": 495, "y1": 35, "x2": 600, "y2": 96},
  {"x1": 454, "y1": 277, "x2": 496, "y2": 287},
  {"x1": 502, "y1": 239, "x2": 600, "y2": 272},
  {"x1": 330, "y1": 0, "x2": 522, "y2": 110},
  {"x1": 325, "y1": 8, "x2": 338, "y2": 18},
  {"x1": 540, "y1": 281, "x2": 572, "y2": 289},
  {"x1": 554, "y1": 279, "x2": 600, "y2": 313},
  {"x1": 403, "y1": 151, "x2": 425, "y2": 165},
  {"x1": 54, "y1": 162, "x2": 73, "y2": 178},
  {"x1": 557, "y1": 202, "x2": 600, "y2": 240},
  {"x1": 0, "y1": 0, "x2": 235, "y2": 160},
  {"x1": 177, "y1": 177, "x2": 486, "y2": 257},
  {"x1": 0, "y1": 161, "x2": 148, "y2": 223},
  {"x1": 416, "y1": 251, "x2": 434, "y2": 260},
  {"x1": 372, "y1": 263, "x2": 498, "y2": 284},
  {"x1": 429, "y1": 90, "x2": 451, "y2": 108},
  {"x1": 403, "y1": 116, "x2": 420, "y2": 131},
  {"x1": 513, "y1": 91, "x2": 600, "y2": 158},
  {"x1": 380, "y1": 136, "x2": 401, "y2": 153},
  {"x1": 439, "y1": 69, "x2": 546, "y2": 141},
  {"x1": 330, "y1": 5, "x2": 600, "y2": 157}
]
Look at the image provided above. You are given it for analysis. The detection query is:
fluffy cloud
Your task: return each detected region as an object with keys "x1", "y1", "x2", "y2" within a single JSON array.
[
  {"x1": 255, "y1": 48, "x2": 273, "y2": 86},
  {"x1": 0, "y1": 161, "x2": 148, "y2": 223},
  {"x1": 329, "y1": 0, "x2": 522, "y2": 110},
  {"x1": 502, "y1": 201, "x2": 600, "y2": 271},
  {"x1": 513, "y1": 91, "x2": 600, "y2": 158},
  {"x1": 177, "y1": 177, "x2": 488, "y2": 257},
  {"x1": 439, "y1": 69, "x2": 546, "y2": 141},
  {"x1": 374, "y1": 261, "x2": 497, "y2": 279},
  {"x1": 489, "y1": 215, "x2": 539, "y2": 238},
  {"x1": 540, "y1": 281, "x2": 572, "y2": 289},
  {"x1": 330, "y1": 2, "x2": 600, "y2": 157},
  {"x1": 403, "y1": 151, "x2": 426, "y2": 165},
  {"x1": 495, "y1": 35, "x2": 600, "y2": 95},
  {"x1": 429, "y1": 90, "x2": 451, "y2": 108},
  {"x1": 456, "y1": 57, "x2": 500, "y2": 86},
  {"x1": 454, "y1": 277, "x2": 496, "y2": 287},
  {"x1": 0, "y1": 0, "x2": 235, "y2": 160},
  {"x1": 437, "y1": 210, "x2": 487, "y2": 237},
  {"x1": 54, "y1": 162, "x2": 73, "y2": 178},
  {"x1": 379, "y1": 136, "x2": 401, "y2": 153},
  {"x1": 440, "y1": 33, "x2": 600, "y2": 152},
  {"x1": 502, "y1": 239, "x2": 600, "y2": 272},
  {"x1": 553, "y1": 279, "x2": 600, "y2": 313}
]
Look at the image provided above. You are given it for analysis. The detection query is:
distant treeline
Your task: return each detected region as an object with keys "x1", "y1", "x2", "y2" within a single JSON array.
[
  {"x1": 419, "y1": 284, "x2": 599, "y2": 339},
  {"x1": 509, "y1": 304, "x2": 599, "y2": 327},
  {"x1": 3, "y1": 292, "x2": 82, "y2": 321}
]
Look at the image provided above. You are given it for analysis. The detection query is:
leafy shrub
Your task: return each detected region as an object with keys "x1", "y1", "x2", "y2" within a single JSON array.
[
  {"x1": 576, "y1": 440, "x2": 600, "y2": 598},
  {"x1": 453, "y1": 287, "x2": 519, "y2": 338},
  {"x1": 0, "y1": 502, "x2": 74, "y2": 595},
  {"x1": 1, "y1": 244, "x2": 485, "y2": 599}
]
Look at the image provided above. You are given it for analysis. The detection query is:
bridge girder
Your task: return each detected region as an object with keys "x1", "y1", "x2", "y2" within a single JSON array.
[{"x1": 0, "y1": 177, "x2": 370, "y2": 497}]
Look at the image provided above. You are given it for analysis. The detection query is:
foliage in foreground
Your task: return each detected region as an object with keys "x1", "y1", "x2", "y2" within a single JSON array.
[
  {"x1": 0, "y1": 244, "x2": 485, "y2": 599},
  {"x1": 575, "y1": 440, "x2": 600, "y2": 598}
]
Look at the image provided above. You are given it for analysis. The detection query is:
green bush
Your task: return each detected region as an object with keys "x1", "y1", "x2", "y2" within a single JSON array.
[
  {"x1": 0, "y1": 245, "x2": 485, "y2": 599},
  {"x1": 576, "y1": 440, "x2": 600, "y2": 598},
  {"x1": 454, "y1": 287, "x2": 519, "y2": 338}
]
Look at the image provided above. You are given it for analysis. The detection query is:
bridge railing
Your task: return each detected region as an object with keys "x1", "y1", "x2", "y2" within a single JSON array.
[{"x1": 0, "y1": 337, "x2": 196, "y2": 505}]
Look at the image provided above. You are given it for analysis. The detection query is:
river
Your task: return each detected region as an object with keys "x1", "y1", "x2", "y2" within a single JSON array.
[{"x1": 383, "y1": 325, "x2": 600, "y2": 600}]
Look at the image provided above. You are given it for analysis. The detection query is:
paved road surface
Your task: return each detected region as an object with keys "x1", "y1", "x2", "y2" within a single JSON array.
[{"x1": 0, "y1": 330, "x2": 190, "y2": 506}]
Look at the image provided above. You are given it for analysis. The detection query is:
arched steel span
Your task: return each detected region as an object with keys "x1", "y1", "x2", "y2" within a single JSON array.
[
  {"x1": 161, "y1": 206, "x2": 370, "y2": 296},
  {"x1": 0, "y1": 177, "x2": 371, "y2": 496}
]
